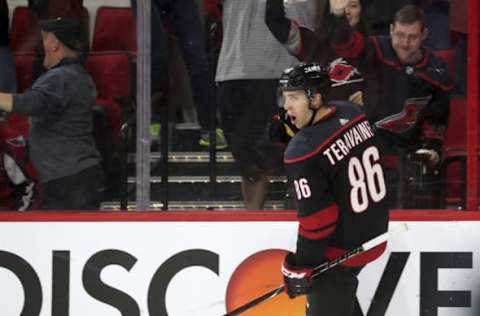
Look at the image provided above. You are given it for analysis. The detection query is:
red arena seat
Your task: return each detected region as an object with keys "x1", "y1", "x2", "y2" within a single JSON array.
[
  {"x1": 85, "y1": 51, "x2": 133, "y2": 100},
  {"x1": 10, "y1": 53, "x2": 35, "y2": 137},
  {"x1": 85, "y1": 52, "x2": 134, "y2": 144},
  {"x1": 91, "y1": 6, "x2": 136, "y2": 53},
  {"x1": 10, "y1": 6, "x2": 37, "y2": 53},
  {"x1": 12, "y1": 52, "x2": 35, "y2": 93}
]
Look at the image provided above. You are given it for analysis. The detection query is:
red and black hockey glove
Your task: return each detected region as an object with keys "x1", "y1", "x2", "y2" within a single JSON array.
[
  {"x1": 269, "y1": 108, "x2": 298, "y2": 145},
  {"x1": 281, "y1": 252, "x2": 313, "y2": 299}
]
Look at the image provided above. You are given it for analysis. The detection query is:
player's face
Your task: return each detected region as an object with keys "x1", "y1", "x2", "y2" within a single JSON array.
[
  {"x1": 390, "y1": 21, "x2": 427, "y2": 64},
  {"x1": 345, "y1": 0, "x2": 362, "y2": 27},
  {"x1": 282, "y1": 90, "x2": 312, "y2": 129}
]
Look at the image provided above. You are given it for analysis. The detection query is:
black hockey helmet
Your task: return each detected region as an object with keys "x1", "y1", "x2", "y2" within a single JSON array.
[{"x1": 278, "y1": 62, "x2": 331, "y2": 102}]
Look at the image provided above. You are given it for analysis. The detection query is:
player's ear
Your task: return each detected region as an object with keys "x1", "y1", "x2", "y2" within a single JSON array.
[{"x1": 312, "y1": 92, "x2": 323, "y2": 109}]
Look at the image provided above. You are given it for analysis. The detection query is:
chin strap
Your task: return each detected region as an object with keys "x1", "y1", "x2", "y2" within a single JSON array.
[
  {"x1": 305, "y1": 88, "x2": 328, "y2": 127},
  {"x1": 307, "y1": 108, "x2": 317, "y2": 127},
  {"x1": 306, "y1": 91, "x2": 318, "y2": 127}
]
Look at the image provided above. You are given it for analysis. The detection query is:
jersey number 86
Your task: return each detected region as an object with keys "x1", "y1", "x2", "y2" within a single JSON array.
[
  {"x1": 348, "y1": 146, "x2": 386, "y2": 213},
  {"x1": 293, "y1": 146, "x2": 386, "y2": 213}
]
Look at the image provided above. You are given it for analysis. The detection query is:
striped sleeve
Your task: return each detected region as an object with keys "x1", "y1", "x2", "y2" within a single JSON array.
[
  {"x1": 298, "y1": 203, "x2": 338, "y2": 240},
  {"x1": 287, "y1": 155, "x2": 338, "y2": 265}
]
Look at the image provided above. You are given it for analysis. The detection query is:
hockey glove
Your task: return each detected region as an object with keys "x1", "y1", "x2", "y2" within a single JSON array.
[
  {"x1": 269, "y1": 108, "x2": 298, "y2": 145},
  {"x1": 281, "y1": 252, "x2": 313, "y2": 298}
]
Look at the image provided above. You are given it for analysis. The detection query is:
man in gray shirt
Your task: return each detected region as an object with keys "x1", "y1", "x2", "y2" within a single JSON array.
[
  {"x1": 0, "y1": 17, "x2": 103, "y2": 210},
  {"x1": 215, "y1": 0, "x2": 299, "y2": 210}
]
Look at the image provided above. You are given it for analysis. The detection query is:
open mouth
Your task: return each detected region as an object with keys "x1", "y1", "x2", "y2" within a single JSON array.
[{"x1": 289, "y1": 115, "x2": 296, "y2": 125}]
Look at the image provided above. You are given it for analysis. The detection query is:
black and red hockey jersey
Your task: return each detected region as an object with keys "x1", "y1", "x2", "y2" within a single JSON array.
[
  {"x1": 331, "y1": 15, "x2": 451, "y2": 155},
  {"x1": 284, "y1": 101, "x2": 389, "y2": 267}
]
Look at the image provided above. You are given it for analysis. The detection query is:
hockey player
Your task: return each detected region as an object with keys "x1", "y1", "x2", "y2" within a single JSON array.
[{"x1": 279, "y1": 63, "x2": 389, "y2": 315}]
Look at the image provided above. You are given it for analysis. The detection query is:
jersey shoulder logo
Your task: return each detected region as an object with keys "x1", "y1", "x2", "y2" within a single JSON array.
[
  {"x1": 374, "y1": 96, "x2": 432, "y2": 133},
  {"x1": 329, "y1": 58, "x2": 363, "y2": 87}
]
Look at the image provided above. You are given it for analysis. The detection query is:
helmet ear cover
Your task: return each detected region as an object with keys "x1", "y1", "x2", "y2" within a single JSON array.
[{"x1": 305, "y1": 88, "x2": 317, "y2": 103}]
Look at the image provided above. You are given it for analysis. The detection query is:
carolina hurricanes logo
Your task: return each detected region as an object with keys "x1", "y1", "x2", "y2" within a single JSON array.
[
  {"x1": 375, "y1": 96, "x2": 432, "y2": 133},
  {"x1": 329, "y1": 58, "x2": 363, "y2": 87}
]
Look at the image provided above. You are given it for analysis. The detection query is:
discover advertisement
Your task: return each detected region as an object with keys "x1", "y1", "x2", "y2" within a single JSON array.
[{"x1": 0, "y1": 213, "x2": 478, "y2": 316}]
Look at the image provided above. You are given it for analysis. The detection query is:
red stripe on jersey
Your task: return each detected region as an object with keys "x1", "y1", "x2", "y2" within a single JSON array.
[
  {"x1": 284, "y1": 114, "x2": 366, "y2": 164},
  {"x1": 371, "y1": 37, "x2": 400, "y2": 68},
  {"x1": 415, "y1": 72, "x2": 454, "y2": 91},
  {"x1": 299, "y1": 224, "x2": 336, "y2": 240},
  {"x1": 325, "y1": 242, "x2": 387, "y2": 266},
  {"x1": 298, "y1": 204, "x2": 339, "y2": 240}
]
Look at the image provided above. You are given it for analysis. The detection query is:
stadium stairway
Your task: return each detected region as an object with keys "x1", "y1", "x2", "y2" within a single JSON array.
[{"x1": 101, "y1": 123, "x2": 290, "y2": 211}]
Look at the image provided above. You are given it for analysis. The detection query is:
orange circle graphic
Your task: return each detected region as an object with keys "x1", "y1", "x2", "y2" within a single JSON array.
[{"x1": 225, "y1": 249, "x2": 306, "y2": 315}]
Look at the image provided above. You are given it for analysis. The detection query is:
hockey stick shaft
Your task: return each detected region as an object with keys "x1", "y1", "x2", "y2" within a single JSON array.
[{"x1": 223, "y1": 223, "x2": 407, "y2": 316}]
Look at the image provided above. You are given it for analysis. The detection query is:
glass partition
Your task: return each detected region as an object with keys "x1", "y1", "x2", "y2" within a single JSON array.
[
  {"x1": 2, "y1": 0, "x2": 479, "y2": 212},
  {"x1": 126, "y1": 0, "x2": 479, "y2": 212}
]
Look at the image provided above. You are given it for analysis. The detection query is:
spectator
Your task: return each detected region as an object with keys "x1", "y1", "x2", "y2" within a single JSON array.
[
  {"x1": 283, "y1": 0, "x2": 318, "y2": 31},
  {"x1": 265, "y1": 0, "x2": 367, "y2": 104},
  {"x1": 215, "y1": 0, "x2": 298, "y2": 209},
  {"x1": 27, "y1": 0, "x2": 86, "y2": 80},
  {"x1": 0, "y1": 0, "x2": 35, "y2": 211},
  {"x1": 203, "y1": 0, "x2": 223, "y2": 61},
  {"x1": 330, "y1": 2, "x2": 452, "y2": 208},
  {"x1": 0, "y1": 18, "x2": 103, "y2": 210},
  {"x1": 131, "y1": 0, "x2": 227, "y2": 149},
  {"x1": 0, "y1": 0, "x2": 16, "y2": 93}
]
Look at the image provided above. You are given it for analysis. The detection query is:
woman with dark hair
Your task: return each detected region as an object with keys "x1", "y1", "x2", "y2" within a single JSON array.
[
  {"x1": 305, "y1": 0, "x2": 367, "y2": 62},
  {"x1": 266, "y1": 0, "x2": 368, "y2": 104}
]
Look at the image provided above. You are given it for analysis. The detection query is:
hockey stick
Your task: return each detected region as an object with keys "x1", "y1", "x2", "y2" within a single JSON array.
[{"x1": 223, "y1": 223, "x2": 408, "y2": 316}]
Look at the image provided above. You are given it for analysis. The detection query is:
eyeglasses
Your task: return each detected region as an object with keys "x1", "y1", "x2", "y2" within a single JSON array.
[{"x1": 391, "y1": 32, "x2": 422, "y2": 43}]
